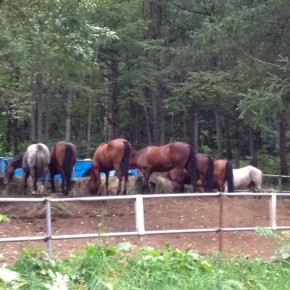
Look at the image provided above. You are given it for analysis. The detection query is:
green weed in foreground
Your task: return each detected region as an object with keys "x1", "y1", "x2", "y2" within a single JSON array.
[{"x1": 2, "y1": 242, "x2": 290, "y2": 290}]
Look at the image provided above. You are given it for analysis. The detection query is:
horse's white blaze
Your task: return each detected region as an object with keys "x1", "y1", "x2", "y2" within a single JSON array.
[{"x1": 225, "y1": 165, "x2": 263, "y2": 192}]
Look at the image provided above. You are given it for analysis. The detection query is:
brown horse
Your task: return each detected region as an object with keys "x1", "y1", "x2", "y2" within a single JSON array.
[
  {"x1": 49, "y1": 141, "x2": 77, "y2": 195},
  {"x1": 168, "y1": 153, "x2": 214, "y2": 192},
  {"x1": 197, "y1": 159, "x2": 234, "y2": 192},
  {"x1": 130, "y1": 142, "x2": 196, "y2": 193},
  {"x1": 88, "y1": 138, "x2": 132, "y2": 195}
]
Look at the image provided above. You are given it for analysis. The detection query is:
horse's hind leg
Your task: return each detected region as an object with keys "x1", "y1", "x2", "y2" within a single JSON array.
[
  {"x1": 105, "y1": 173, "x2": 109, "y2": 196},
  {"x1": 60, "y1": 172, "x2": 65, "y2": 193},
  {"x1": 50, "y1": 174, "x2": 56, "y2": 193},
  {"x1": 115, "y1": 170, "x2": 122, "y2": 195},
  {"x1": 23, "y1": 171, "x2": 30, "y2": 194},
  {"x1": 122, "y1": 179, "x2": 127, "y2": 195},
  {"x1": 141, "y1": 170, "x2": 151, "y2": 193}
]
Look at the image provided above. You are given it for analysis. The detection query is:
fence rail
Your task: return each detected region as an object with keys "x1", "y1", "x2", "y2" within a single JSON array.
[{"x1": 1, "y1": 192, "x2": 290, "y2": 258}]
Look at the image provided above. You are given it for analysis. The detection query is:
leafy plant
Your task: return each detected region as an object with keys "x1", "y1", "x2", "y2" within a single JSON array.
[
  {"x1": 0, "y1": 214, "x2": 9, "y2": 222},
  {"x1": 256, "y1": 227, "x2": 290, "y2": 262}
]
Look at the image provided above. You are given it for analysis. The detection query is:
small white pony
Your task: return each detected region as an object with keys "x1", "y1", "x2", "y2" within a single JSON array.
[{"x1": 225, "y1": 165, "x2": 263, "y2": 192}]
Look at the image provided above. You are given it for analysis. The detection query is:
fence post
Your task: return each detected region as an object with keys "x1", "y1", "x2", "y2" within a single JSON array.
[
  {"x1": 218, "y1": 192, "x2": 224, "y2": 252},
  {"x1": 135, "y1": 195, "x2": 145, "y2": 234},
  {"x1": 45, "y1": 198, "x2": 53, "y2": 258},
  {"x1": 270, "y1": 193, "x2": 277, "y2": 230}
]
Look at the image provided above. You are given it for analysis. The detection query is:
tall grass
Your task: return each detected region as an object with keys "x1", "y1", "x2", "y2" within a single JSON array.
[{"x1": 3, "y1": 241, "x2": 290, "y2": 290}]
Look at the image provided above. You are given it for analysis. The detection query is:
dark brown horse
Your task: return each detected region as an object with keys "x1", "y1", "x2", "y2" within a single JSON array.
[
  {"x1": 49, "y1": 141, "x2": 77, "y2": 195},
  {"x1": 88, "y1": 138, "x2": 132, "y2": 195},
  {"x1": 197, "y1": 159, "x2": 234, "y2": 192},
  {"x1": 130, "y1": 142, "x2": 196, "y2": 193},
  {"x1": 3, "y1": 152, "x2": 24, "y2": 184},
  {"x1": 168, "y1": 153, "x2": 214, "y2": 192}
]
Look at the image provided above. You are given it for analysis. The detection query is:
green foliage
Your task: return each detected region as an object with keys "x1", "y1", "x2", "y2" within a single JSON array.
[
  {"x1": 0, "y1": 214, "x2": 9, "y2": 222},
  {"x1": 4, "y1": 242, "x2": 290, "y2": 289},
  {"x1": 1, "y1": 0, "x2": 290, "y2": 167},
  {"x1": 257, "y1": 227, "x2": 290, "y2": 263}
]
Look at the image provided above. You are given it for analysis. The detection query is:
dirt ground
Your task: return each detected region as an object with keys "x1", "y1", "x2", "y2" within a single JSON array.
[{"x1": 1, "y1": 190, "x2": 290, "y2": 264}]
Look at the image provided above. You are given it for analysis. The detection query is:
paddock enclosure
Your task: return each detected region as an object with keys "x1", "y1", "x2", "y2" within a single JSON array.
[{"x1": 1, "y1": 177, "x2": 290, "y2": 264}]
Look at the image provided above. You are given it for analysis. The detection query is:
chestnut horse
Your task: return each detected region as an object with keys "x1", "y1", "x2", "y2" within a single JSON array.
[
  {"x1": 197, "y1": 159, "x2": 234, "y2": 192},
  {"x1": 167, "y1": 153, "x2": 214, "y2": 192},
  {"x1": 88, "y1": 138, "x2": 132, "y2": 195},
  {"x1": 130, "y1": 142, "x2": 196, "y2": 193},
  {"x1": 22, "y1": 143, "x2": 50, "y2": 194},
  {"x1": 49, "y1": 141, "x2": 77, "y2": 195},
  {"x1": 3, "y1": 152, "x2": 24, "y2": 184}
]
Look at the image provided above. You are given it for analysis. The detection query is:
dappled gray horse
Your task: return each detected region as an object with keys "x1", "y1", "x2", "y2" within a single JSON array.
[{"x1": 22, "y1": 143, "x2": 50, "y2": 194}]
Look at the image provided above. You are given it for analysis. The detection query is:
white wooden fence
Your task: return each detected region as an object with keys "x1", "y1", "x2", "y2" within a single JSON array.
[{"x1": 1, "y1": 191, "x2": 290, "y2": 258}]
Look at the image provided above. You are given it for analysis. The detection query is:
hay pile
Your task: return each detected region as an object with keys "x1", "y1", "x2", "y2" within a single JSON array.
[{"x1": 0, "y1": 173, "x2": 175, "y2": 197}]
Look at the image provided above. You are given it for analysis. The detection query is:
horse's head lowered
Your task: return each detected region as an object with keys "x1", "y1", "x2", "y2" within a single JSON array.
[
  {"x1": 3, "y1": 161, "x2": 15, "y2": 184},
  {"x1": 3, "y1": 152, "x2": 24, "y2": 185}
]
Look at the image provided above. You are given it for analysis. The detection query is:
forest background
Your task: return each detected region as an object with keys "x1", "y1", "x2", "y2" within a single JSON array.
[{"x1": 1, "y1": 0, "x2": 290, "y2": 176}]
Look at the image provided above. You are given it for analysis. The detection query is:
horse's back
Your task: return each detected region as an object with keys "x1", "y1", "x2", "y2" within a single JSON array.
[
  {"x1": 24, "y1": 143, "x2": 50, "y2": 167},
  {"x1": 22, "y1": 143, "x2": 50, "y2": 180},
  {"x1": 233, "y1": 165, "x2": 262, "y2": 190},
  {"x1": 248, "y1": 165, "x2": 263, "y2": 184},
  {"x1": 94, "y1": 138, "x2": 132, "y2": 171},
  {"x1": 196, "y1": 153, "x2": 210, "y2": 174}
]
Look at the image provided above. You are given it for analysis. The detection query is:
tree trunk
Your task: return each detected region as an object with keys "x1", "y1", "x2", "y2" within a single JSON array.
[
  {"x1": 249, "y1": 127, "x2": 258, "y2": 167},
  {"x1": 36, "y1": 73, "x2": 44, "y2": 142},
  {"x1": 192, "y1": 111, "x2": 198, "y2": 154},
  {"x1": 147, "y1": 0, "x2": 162, "y2": 40},
  {"x1": 279, "y1": 115, "x2": 288, "y2": 176},
  {"x1": 30, "y1": 100, "x2": 37, "y2": 142},
  {"x1": 66, "y1": 91, "x2": 74, "y2": 141},
  {"x1": 214, "y1": 95, "x2": 223, "y2": 159},
  {"x1": 108, "y1": 57, "x2": 120, "y2": 140},
  {"x1": 87, "y1": 94, "x2": 92, "y2": 154},
  {"x1": 152, "y1": 83, "x2": 165, "y2": 145},
  {"x1": 144, "y1": 106, "x2": 152, "y2": 145}
]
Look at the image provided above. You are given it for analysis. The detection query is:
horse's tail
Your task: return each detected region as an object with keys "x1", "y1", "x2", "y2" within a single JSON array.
[
  {"x1": 226, "y1": 161, "x2": 235, "y2": 192},
  {"x1": 121, "y1": 141, "x2": 131, "y2": 183},
  {"x1": 36, "y1": 144, "x2": 49, "y2": 178},
  {"x1": 205, "y1": 156, "x2": 214, "y2": 192},
  {"x1": 63, "y1": 144, "x2": 74, "y2": 192},
  {"x1": 186, "y1": 145, "x2": 196, "y2": 192}
]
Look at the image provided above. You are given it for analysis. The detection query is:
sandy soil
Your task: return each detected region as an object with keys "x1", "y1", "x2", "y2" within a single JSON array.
[{"x1": 1, "y1": 193, "x2": 290, "y2": 264}]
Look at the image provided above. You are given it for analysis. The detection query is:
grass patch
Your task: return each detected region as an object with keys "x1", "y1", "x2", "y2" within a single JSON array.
[{"x1": 2, "y1": 242, "x2": 290, "y2": 289}]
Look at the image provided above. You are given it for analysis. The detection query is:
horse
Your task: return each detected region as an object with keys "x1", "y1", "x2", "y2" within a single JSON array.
[
  {"x1": 225, "y1": 165, "x2": 262, "y2": 192},
  {"x1": 130, "y1": 142, "x2": 196, "y2": 193},
  {"x1": 88, "y1": 138, "x2": 132, "y2": 195},
  {"x1": 22, "y1": 143, "x2": 50, "y2": 194},
  {"x1": 3, "y1": 152, "x2": 24, "y2": 184},
  {"x1": 49, "y1": 141, "x2": 77, "y2": 195},
  {"x1": 197, "y1": 159, "x2": 234, "y2": 192},
  {"x1": 167, "y1": 153, "x2": 214, "y2": 192}
]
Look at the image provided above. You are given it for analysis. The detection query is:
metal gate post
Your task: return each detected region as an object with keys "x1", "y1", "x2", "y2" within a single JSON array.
[
  {"x1": 135, "y1": 195, "x2": 145, "y2": 234},
  {"x1": 270, "y1": 193, "x2": 277, "y2": 229},
  {"x1": 45, "y1": 198, "x2": 53, "y2": 258},
  {"x1": 218, "y1": 192, "x2": 224, "y2": 252}
]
